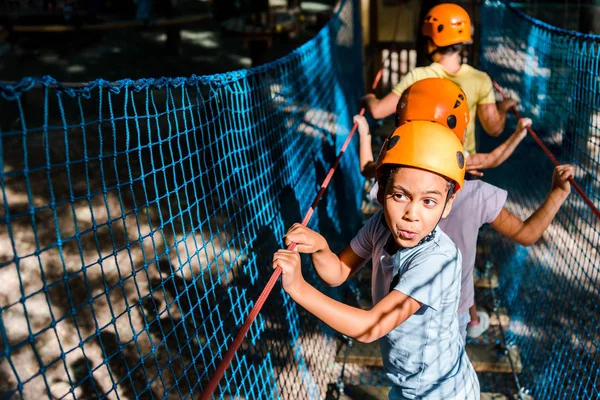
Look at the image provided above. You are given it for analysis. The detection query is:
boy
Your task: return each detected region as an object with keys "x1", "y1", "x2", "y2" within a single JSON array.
[
  {"x1": 360, "y1": 3, "x2": 516, "y2": 155},
  {"x1": 273, "y1": 122, "x2": 480, "y2": 399},
  {"x1": 360, "y1": 78, "x2": 575, "y2": 339}
]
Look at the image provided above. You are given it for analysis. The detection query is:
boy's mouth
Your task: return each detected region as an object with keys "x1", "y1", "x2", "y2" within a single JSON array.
[{"x1": 398, "y1": 229, "x2": 418, "y2": 240}]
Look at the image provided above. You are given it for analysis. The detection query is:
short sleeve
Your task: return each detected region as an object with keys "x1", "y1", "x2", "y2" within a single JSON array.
[
  {"x1": 391, "y1": 69, "x2": 419, "y2": 97},
  {"x1": 479, "y1": 73, "x2": 497, "y2": 105},
  {"x1": 393, "y1": 249, "x2": 460, "y2": 311},
  {"x1": 478, "y1": 181, "x2": 508, "y2": 224},
  {"x1": 350, "y1": 211, "x2": 383, "y2": 260}
]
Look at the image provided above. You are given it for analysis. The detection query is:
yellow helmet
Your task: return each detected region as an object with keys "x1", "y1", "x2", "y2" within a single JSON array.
[{"x1": 376, "y1": 121, "x2": 466, "y2": 192}]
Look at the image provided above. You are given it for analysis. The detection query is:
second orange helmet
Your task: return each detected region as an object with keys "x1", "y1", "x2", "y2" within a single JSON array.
[{"x1": 395, "y1": 78, "x2": 470, "y2": 143}]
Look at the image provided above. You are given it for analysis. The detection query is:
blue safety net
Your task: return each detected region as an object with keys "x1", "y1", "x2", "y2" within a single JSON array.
[
  {"x1": 0, "y1": 0, "x2": 365, "y2": 398},
  {"x1": 479, "y1": 0, "x2": 600, "y2": 399},
  {"x1": 3, "y1": 0, "x2": 600, "y2": 398}
]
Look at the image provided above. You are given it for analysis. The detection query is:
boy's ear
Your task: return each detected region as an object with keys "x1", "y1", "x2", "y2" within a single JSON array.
[{"x1": 441, "y1": 193, "x2": 457, "y2": 219}]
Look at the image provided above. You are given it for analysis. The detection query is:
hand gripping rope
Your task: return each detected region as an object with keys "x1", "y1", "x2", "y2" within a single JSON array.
[{"x1": 493, "y1": 81, "x2": 600, "y2": 221}]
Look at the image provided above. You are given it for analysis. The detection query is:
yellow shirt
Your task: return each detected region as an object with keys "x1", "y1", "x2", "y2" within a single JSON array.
[{"x1": 392, "y1": 63, "x2": 496, "y2": 154}]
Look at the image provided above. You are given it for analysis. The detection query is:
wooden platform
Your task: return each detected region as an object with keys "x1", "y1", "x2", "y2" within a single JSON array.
[
  {"x1": 336, "y1": 340, "x2": 382, "y2": 367},
  {"x1": 339, "y1": 385, "x2": 511, "y2": 400},
  {"x1": 335, "y1": 340, "x2": 522, "y2": 374},
  {"x1": 466, "y1": 343, "x2": 522, "y2": 374}
]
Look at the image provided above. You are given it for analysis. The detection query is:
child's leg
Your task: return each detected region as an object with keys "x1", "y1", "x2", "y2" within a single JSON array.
[{"x1": 468, "y1": 304, "x2": 479, "y2": 322}]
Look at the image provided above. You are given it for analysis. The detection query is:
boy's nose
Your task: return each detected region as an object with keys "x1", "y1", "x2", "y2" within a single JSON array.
[{"x1": 403, "y1": 203, "x2": 419, "y2": 221}]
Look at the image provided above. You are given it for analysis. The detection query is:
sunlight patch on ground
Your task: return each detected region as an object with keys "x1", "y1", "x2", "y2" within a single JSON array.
[
  {"x1": 66, "y1": 64, "x2": 86, "y2": 74},
  {"x1": 181, "y1": 30, "x2": 219, "y2": 49}
]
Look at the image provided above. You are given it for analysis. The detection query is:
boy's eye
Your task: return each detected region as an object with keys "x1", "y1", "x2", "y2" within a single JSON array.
[
  {"x1": 392, "y1": 193, "x2": 407, "y2": 201},
  {"x1": 423, "y1": 198, "x2": 438, "y2": 207}
]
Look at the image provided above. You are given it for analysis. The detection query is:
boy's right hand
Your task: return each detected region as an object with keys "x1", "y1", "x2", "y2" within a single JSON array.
[
  {"x1": 284, "y1": 223, "x2": 327, "y2": 254},
  {"x1": 551, "y1": 164, "x2": 575, "y2": 195},
  {"x1": 353, "y1": 114, "x2": 370, "y2": 136},
  {"x1": 498, "y1": 98, "x2": 517, "y2": 113},
  {"x1": 516, "y1": 118, "x2": 532, "y2": 137}
]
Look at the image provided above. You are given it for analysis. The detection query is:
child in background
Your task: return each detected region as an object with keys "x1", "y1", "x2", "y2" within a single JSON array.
[
  {"x1": 361, "y1": 3, "x2": 516, "y2": 155},
  {"x1": 273, "y1": 122, "x2": 480, "y2": 399}
]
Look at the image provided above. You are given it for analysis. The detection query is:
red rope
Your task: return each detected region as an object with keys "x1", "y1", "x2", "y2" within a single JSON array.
[
  {"x1": 199, "y1": 64, "x2": 382, "y2": 400},
  {"x1": 492, "y1": 81, "x2": 600, "y2": 221},
  {"x1": 200, "y1": 3, "x2": 403, "y2": 396}
]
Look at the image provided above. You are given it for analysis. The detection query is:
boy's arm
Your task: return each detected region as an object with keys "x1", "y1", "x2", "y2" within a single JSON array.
[
  {"x1": 360, "y1": 71, "x2": 414, "y2": 119},
  {"x1": 360, "y1": 92, "x2": 400, "y2": 119},
  {"x1": 476, "y1": 75, "x2": 516, "y2": 137},
  {"x1": 354, "y1": 114, "x2": 377, "y2": 179},
  {"x1": 284, "y1": 224, "x2": 367, "y2": 287},
  {"x1": 477, "y1": 99, "x2": 516, "y2": 137},
  {"x1": 274, "y1": 250, "x2": 421, "y2": 343},
  {"x1": 466, "y1": 117, "x2": 531, "y2": 174},
  {"x1": 490, "y1": 165, "x2": 574, "y2": 246},
  {"x1": 312, "y1": 245, "x2": 367, "y2": 287}
]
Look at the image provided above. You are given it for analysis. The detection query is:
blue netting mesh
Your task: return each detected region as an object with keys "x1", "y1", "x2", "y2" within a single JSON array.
[
  {"x1": 3, "y1": 0, "x2": 600, "y2": 398},
  {"x1": 0, "y1": 0, "x2": 365, "y2": 398},
  {"x1": 479, "y1": 0, "x2": 600, "y2": 398}
]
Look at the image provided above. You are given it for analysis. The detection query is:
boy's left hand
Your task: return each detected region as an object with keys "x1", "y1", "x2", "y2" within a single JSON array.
[
  {"x1": 273, "y1": 249, "x2": 304, "y2": 295},
  {"x1": 551, "y1": 164, "x2": 575, "y2": 195},
  {"x1": 465, "y1": 154, "x2": 485, "y2": 177},
  {"x1": 353, "y1": 114, "x2": 370, "y2": 136}
]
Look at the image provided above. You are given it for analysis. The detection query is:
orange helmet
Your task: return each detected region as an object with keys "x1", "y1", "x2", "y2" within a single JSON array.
[
  {"x1": 422, "y1": 3, "x2": 472, "y2": 47},
  {"x1": 376, "y1": 121, "x2": 466, "y2": 193},
  {"x1": 396, "y1": 78, "x2": 470, "y2": 143}
]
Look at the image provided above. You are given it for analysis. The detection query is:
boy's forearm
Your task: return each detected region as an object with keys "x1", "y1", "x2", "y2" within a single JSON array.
[
  {"x1": 287, "y1": 280, "x2": 375, "y2": 341},
  {"x1": 479, "y1": 103, "x2": 508, "y2": 137},
  {"x1": 311, "y1": 248, "x2": 347, "y2": 287},
  {"x1": 363, "y1": 93, "x2": 398, "y2": 119},
  {"x1": 487, "y1": 129, "x2": 526, "y2": 168},
  {"x1": 520, "y1": 189, "x2": 569, "y2": 245},
  {"x1": 489, "y1": 110, "x2": 507, "y2": 136}
]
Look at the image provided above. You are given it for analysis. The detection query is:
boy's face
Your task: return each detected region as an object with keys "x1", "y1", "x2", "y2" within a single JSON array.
[{"x1": 382, "y1": 167, "x2": 455, "y2": 248}]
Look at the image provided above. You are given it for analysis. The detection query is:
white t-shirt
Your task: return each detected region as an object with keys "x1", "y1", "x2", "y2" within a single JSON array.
[{"x1": 350, "y1": 211, "x2": 479, "y2": 399}]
